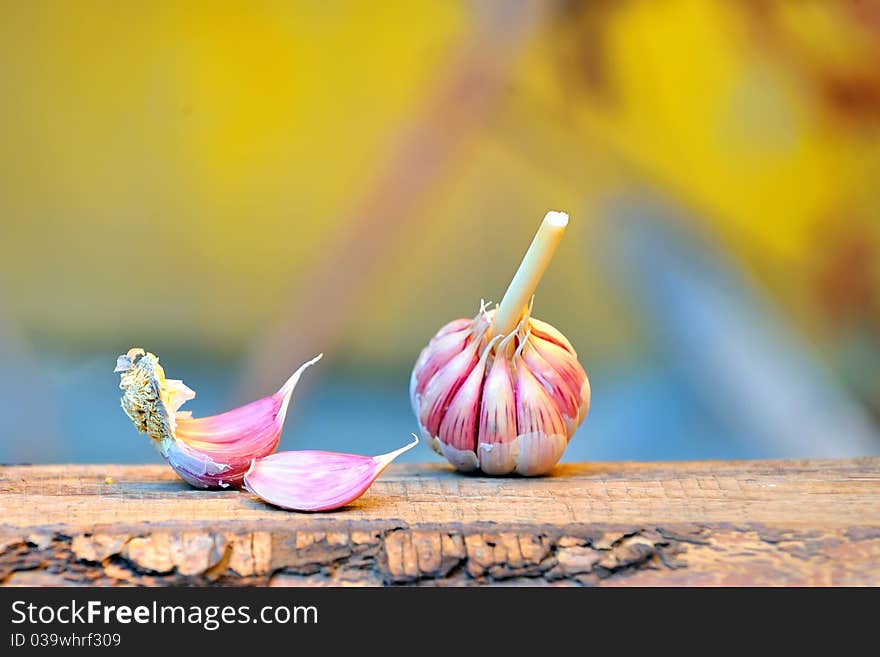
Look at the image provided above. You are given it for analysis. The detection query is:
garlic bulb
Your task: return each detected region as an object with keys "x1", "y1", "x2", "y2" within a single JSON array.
[{"x1": 410, "y1": 211, "x2": 590, "y2": 475}]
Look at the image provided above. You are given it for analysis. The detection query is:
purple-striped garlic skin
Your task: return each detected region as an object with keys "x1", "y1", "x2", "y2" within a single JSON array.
[{"x1": 410, "y1": 306, "x2": 590, "y2": 476}]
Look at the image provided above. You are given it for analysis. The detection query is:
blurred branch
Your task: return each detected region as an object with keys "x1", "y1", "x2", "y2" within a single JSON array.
[
  {"x1": 601, "y1": 195, "x2": 880, "y2": 457},
  {"x1": 240, "y1": 1, "x2": 556, "y2": 396}
]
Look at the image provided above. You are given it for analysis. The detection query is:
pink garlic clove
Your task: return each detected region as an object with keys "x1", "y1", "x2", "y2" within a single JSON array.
[
  {"x1": 520, "y1": 338, "x2": 581, "y2": 432},
  {"x1": 409, "y1": 325, "x2": 472, "y2": 413},
  {"x1": 417, "y1": 335, "x2": 483, "y2": 437},
  {"x1": 116, "y1": 348, "x2": 321, "y2": 489},
  {"x1": 409, "y1": 306, "x2": 493, "y2": 413},
  {"x1": 477, "y1": 340, "x2": 519, "y2": 475},
  {"x1": 243, "y1": 436, "x2": 419, "y2": 512},
  {"x1": 527, "y1": 316, "x2": 577, "y2": 355},
  {"x1": 510, "y1": 431, "x2": 568, "y2": 477},
  {"x1": 436, "y1": 337, "x2": 498, "y2": 472},
  {"x1": 434, "y1": 316, "x2": 474, "y2": 339},
  {"x1": 512, "y1": 353, "x2": 569, "y2": 475},
  {"x1": 530, "y1": 334, "x2": 590, "y2": 429}
]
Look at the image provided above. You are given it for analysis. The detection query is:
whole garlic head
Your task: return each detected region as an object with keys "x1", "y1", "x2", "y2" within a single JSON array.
[{"x1": 410, "y1": 304, "x2": 590, "y2": 475}]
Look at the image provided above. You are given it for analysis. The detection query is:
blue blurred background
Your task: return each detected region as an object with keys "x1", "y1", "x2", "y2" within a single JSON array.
[{"x1": 2, "y1": 0, "x2": 879, "y2": 465}]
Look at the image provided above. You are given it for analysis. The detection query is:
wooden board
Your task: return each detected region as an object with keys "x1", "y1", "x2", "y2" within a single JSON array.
[{"x1": 1, "y1": 458, "x2": 879, "y2": 586}]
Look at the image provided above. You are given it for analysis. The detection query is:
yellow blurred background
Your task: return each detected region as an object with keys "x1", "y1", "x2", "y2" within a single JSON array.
[{"x1": 2, "y1": 0, "x2": 879, "y2": 464}]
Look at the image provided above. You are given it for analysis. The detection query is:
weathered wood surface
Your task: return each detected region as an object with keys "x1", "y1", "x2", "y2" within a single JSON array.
[{"x1": 1, "y1": 458, "x2": 879, "y2": 586}]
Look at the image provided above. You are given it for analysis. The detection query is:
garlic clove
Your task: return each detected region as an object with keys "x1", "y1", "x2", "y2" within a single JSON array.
[
  {"x1": 530, "y1": 334, "x2": 590, "y2": 431},
  {"x1": 116, "y1": 348, "x2": 321, "y2": 489},
  {"x1": 511, "y1": 431, "x2": 568, "y2": 477},
  {"x1": 578, "y1": 376, "x2": 591, "y2": 428},
  {"x1": 418, "y1": 336, "x2": 482, "y2": 437},
  {"x1": 243, "y1": 436, "x2": 419, "y2": 512},
  {"x1": 436, "y1": 437, "x2": 480, "y2": 472},
  {"x1": 520, "y1": 339, "x2": 581, "y2": 433},
  {"x1": 436, "y1": 338, "x2": 497, "y2": 472},
  {"x1": 409, "y1": 325, "x2": 471, "y2": 413},
  {"x1": 171, "y1": 399, "x2": 289, "y2": 487},
  {"x1": 477, "y1": 342, "x2": 518, "y2": 475},
  {"x1": 409, "y1": 306, "x2": 494, "y2": 413},
  {"x1": 513, "y1": 355, "x2": 568, "y2": 475},
  {"x1": 527, "y1": 316, "x2": 576, "y2": 355},
  {"x1": 435, "y1": 316, "x2": 474, "y2": 339}
]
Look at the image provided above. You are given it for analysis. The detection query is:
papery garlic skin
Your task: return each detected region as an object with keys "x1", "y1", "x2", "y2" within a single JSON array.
[
  {"x1": 411, "y1": 306, "x2": 590, "y2": 476},
  {"x1": 116, "y1": 348, "x2": 320, "y2": 489}
]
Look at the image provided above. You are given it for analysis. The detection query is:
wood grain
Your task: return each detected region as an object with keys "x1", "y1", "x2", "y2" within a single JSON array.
[{"x1": 1, "y1": 459, "x2": 879, "y2": 586}]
